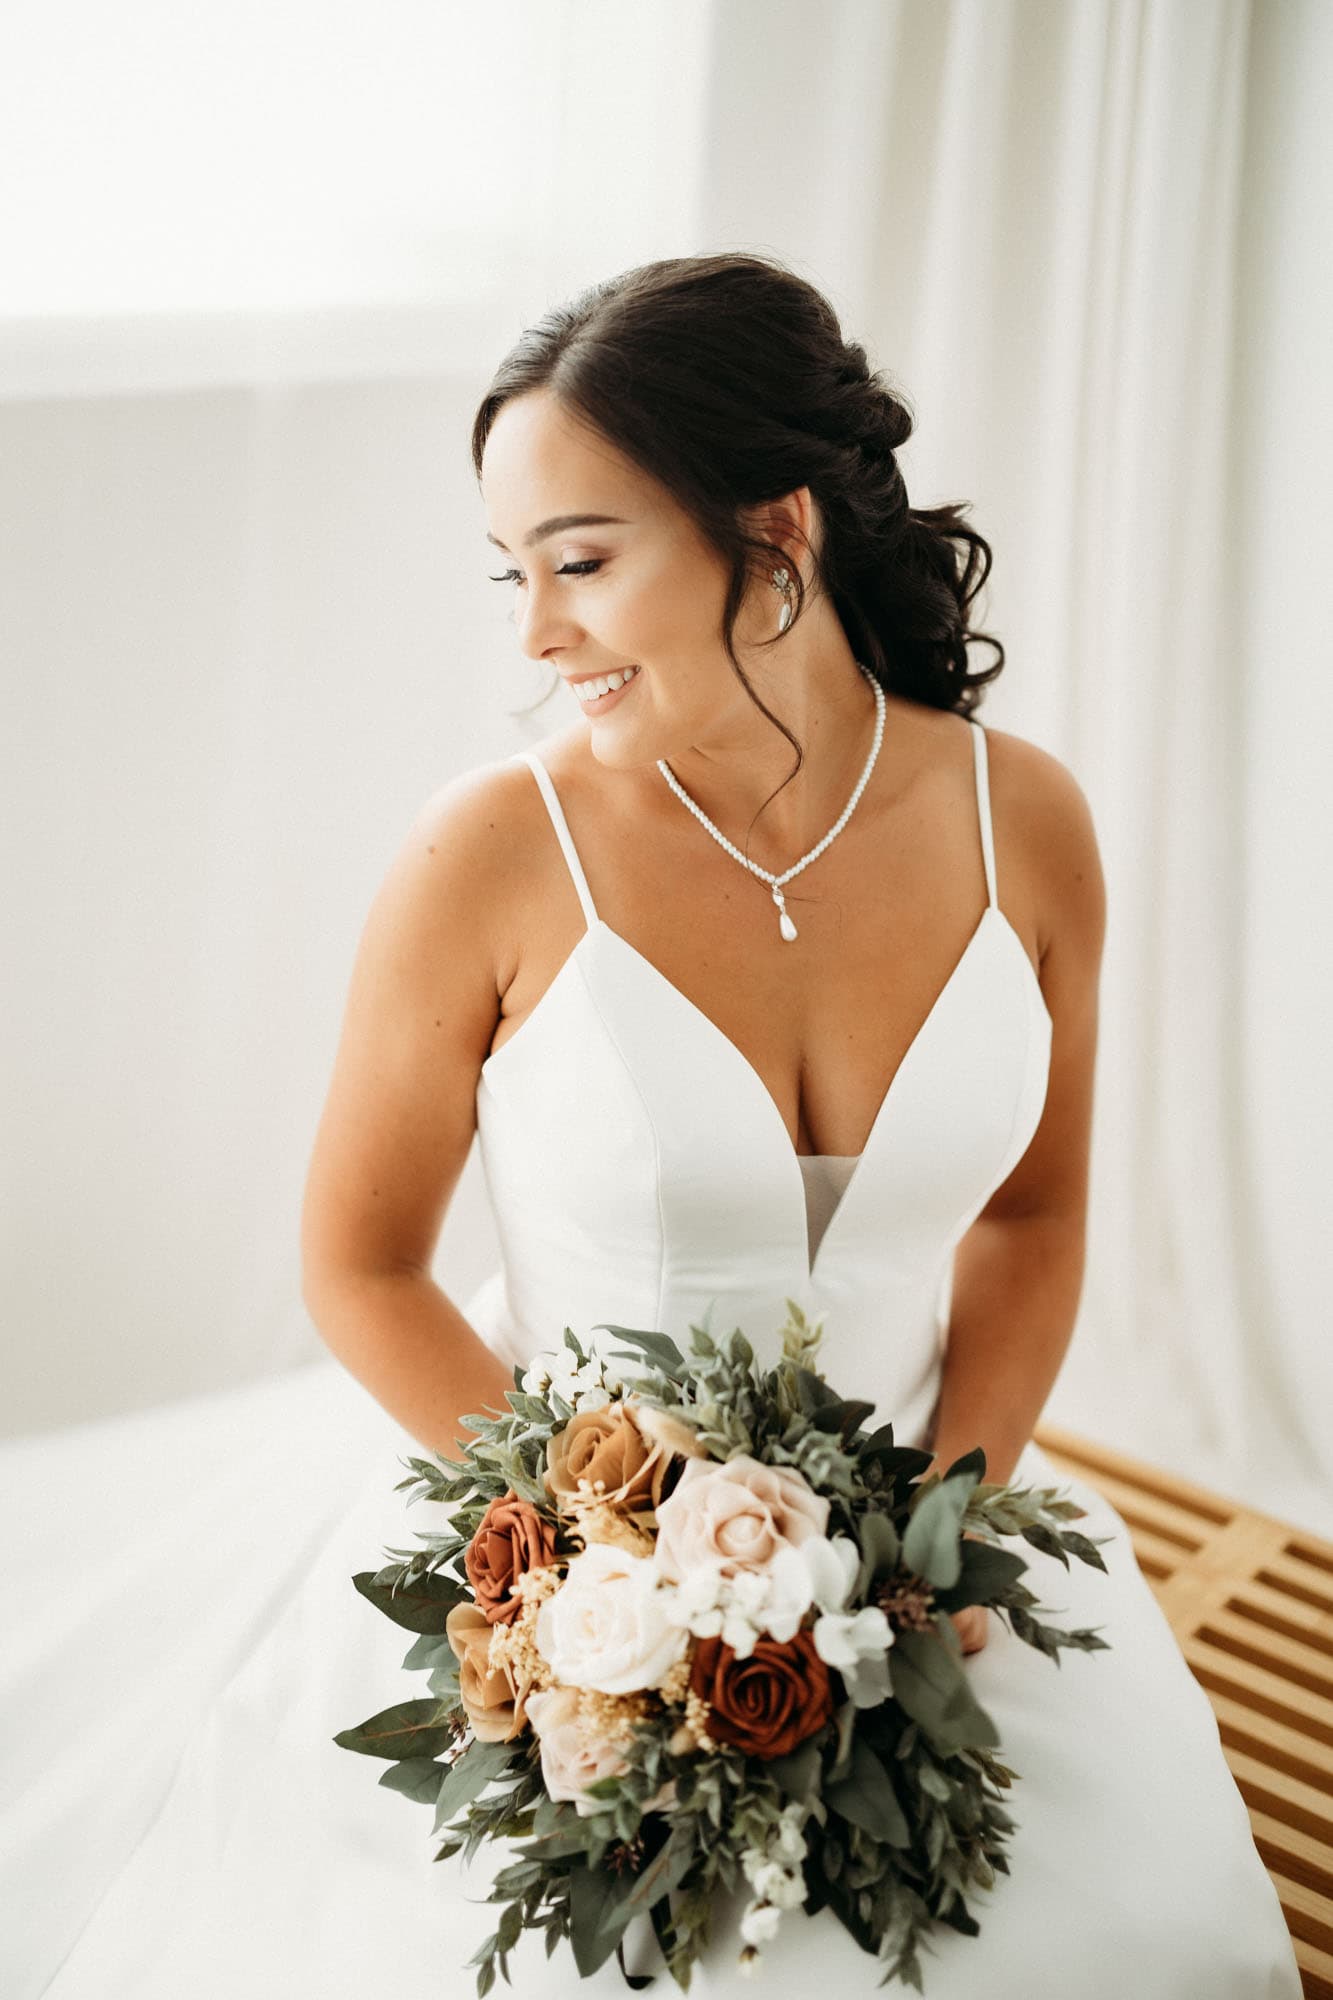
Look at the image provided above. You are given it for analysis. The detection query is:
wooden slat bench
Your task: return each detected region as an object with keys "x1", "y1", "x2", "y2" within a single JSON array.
[{"x1": 1034, "y1": 1420, "x2": 1333, "y2": 1999}]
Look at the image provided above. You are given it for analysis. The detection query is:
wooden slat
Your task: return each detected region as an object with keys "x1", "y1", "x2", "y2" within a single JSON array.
[
  {"x1": 1249, "y1": 1806, "x2": 1333, "y2": 1902},
  {"x1": 1036, "y1": 1423, "x2": 1237, "y2": 1522},
  {"x1": 1272, "y1": 1872, "x2": 1333, "y2": 1959},
  {"x1": 1294, "y1": 1933, "x2": 1333, "y2": 2000},
  {"x1": 1207, "y1": 1688, "x2": 1333, "y2": 1793},
  {"x1": 1214, "y1": 1571, "x2": 1333, "y2": 1655},
  {"x1": 1180, "y1": 1635, "x2": 1333, "y2": 1746},
  {"x1": 1033, "y1": 1421, "x2": 1333, "y2": 1995}
]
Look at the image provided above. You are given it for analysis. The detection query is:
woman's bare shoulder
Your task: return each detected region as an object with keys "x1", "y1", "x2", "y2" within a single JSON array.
[
  {"x1": 404, "y1": 752, "x2": 557, "y2": 979},
  {"x1": 980, "y1": 719, "x2": 1107, "y2": 963}
]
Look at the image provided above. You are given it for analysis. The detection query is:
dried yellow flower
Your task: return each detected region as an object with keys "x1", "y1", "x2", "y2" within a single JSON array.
[
  {"x1": 566, "y1": 1500, "x2": 656, "y2": 1558},
  {"x1": 574, "y1": 1684, "x2": 652, "y2": 1752},
  {"x1": 683, "y1": 1686, "x2": 717, "y2": 1751},
  {"x1": 655, "y1": 1650, "x2": 694, "y2": 1707}
]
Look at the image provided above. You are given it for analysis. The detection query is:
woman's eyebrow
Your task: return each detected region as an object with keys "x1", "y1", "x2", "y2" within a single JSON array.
[{"x1": 485, "y1": 513, "x2": 630, "y2": 551}]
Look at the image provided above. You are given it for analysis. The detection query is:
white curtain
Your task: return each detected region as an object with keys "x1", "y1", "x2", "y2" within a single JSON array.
[{"x1": 2, "y1": 0, "x2": 1329, "y2": 1536}]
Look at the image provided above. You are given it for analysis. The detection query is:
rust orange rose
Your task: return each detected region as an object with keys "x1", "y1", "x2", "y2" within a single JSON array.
[
  {"x1": 444, "y1": 1601, "x2": 533, "y2": 1743},
  {"x1": 689, "y1": 1627, "x2": 836, "y2": 1759},
  {"x1": 464, "y1": 1490, "x2": 558, "y2": 1626},
  {"x1": 544, "y1": 1398, "x2": 674, "y2": 1517}
]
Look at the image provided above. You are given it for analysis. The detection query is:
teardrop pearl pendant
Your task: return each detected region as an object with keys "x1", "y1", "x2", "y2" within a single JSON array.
[{"x1": 654, "y1": 661, "x2": 886, "y2": 951}]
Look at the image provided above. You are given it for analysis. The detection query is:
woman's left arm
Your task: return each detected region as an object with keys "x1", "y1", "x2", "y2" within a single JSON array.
[{"x1": 925, "y1": 733, "x2": 1108, "y2": 1493}]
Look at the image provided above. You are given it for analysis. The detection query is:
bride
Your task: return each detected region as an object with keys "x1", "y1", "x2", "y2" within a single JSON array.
[{"x1": 46, "y1": 253, "x2": 1299, "y2": 1997}]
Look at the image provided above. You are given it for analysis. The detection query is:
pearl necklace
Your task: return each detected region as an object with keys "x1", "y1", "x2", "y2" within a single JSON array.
[{"x1": 655, "y1": 662, "x2": 886, "y2": 942}]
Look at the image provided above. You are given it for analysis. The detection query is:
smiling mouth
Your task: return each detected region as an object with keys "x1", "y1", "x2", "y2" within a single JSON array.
[{"x1": 571, "y1": 664, "x2": 641, "y2": 709}]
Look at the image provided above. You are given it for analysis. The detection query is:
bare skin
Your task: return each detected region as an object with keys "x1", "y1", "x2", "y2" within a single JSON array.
[{"x1": 302, "y1": 388, "x2": 1106, "y2": 1654}]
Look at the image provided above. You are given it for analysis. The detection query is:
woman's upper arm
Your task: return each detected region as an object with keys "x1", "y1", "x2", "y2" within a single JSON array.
[
  {"x1": 299, "y1": 761, "x2": 521, "y2": 1297},
  {"x1": 976, "y1": 732, "x2": 1108, "y2": 1226}
]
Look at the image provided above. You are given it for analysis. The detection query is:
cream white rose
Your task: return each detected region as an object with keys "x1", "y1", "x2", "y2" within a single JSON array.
[{"x1": 536, "y1": 1540, "x2": 688, "y2": 1694}]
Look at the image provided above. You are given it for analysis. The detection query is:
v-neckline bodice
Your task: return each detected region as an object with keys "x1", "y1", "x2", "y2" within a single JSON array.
[
  {"x1": 480, "y1": 713, "x2": 1051, "y2": 1286},
  {"x1": 480, "y1": 904, "x2": 1047, "y2": 1280}
]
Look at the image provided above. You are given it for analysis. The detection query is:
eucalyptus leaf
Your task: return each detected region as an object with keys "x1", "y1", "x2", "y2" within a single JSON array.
[
  {"x1": 835, "y1": 1397, "x2": 878, "y2": 1443},
  {"x1": 333, "y1": 1696, "x2": 459, "y2": 1762},
  {"x1": 854, "y1": 1510, "x2": 901, "y2": 1596},
  {"x1": 828, "y1": 1697, "x2": 858, "y2": 1783},
  {"x1": 915, "y1": 1761, "x2": 953, "y2": 1804},
  {"x1": 1061, "y1": 1529, "x2": 1111, "y2": 1573},
  {"x1": 379, "y1": 1756, "x2": 449, "y2": 1803},
  {"x1": 764, "y1": 1732, "x2": 824, "y2": 1805},
  {"x1": 1020, "y1": 1521, "x2": 1072, "y2": 1567},
  {"x1": 594, "y1": 1324, "x2": 689, "y2": 1378},
  {"x1": 512, "y1": 1824, "x2": 597, "y2": 1863},
  {"x1": 938, "y1": 1444, "x2": 988, "y2": 1484},
  {"x1": 352, "y1": 1569, "x2": 467, "y2": 1635},
  {"x1": 929, "y1": 1539, "x2": 1025, "y2": 1612},
  {"x1": 606, "y1": 1825, "x2": 698, "y2": 1930},
  {"x1": 888, "y1": 1630, "x2": 1001, "y2": 1755},
  {"x1": 531, "y1": 1791, "x2": 571, "y2": 1837},
  {"x1": 793, "y1": 1366, "x2": 842, "y2": 1415},
  {"x1": 496, "y1": 1902, "x2": 525, "y2": 1954},
  {"x1": 433, "y1": 1736, "x2": 517, "y2": 1830},
  {"x1": 568, "y1": 1861, "x2": 627, "y2": 1976},
  {"x1": 402, "y1": 1631, "x2": 459, "y2": 1672},
  {"x1": 901, "y1": 1480, "x2": 972, "y2": 1589},
  {"x1": 824, "y1": 1736, "x2": 910, "y2": 1847}
]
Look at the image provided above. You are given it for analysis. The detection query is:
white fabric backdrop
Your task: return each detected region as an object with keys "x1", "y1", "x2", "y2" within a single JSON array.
[{"x1": 3, "y1": 0, "x2": 1329, "y2": 1545}]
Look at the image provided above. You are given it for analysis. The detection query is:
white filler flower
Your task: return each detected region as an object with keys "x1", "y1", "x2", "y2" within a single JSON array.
[
  {"x1": 660, "y1": 1543, "x2": 815, "y2": 1659},
  {"x1": 799, "y1": 1531, "x2": 895, "y2": 1707},
  {"x1": 739, "y1": 1900, "x2": 784, "y2": 1947},
  {"x1": 521, "y1": 1340, "x2": 625, "y2": 1407}
]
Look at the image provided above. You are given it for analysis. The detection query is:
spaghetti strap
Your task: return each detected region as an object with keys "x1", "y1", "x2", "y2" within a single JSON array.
[
  {"x1": 516, "y1": 749, "x2": 599, "y2": 932},
  {"x1": 967, "y1": 718, "x2": 999, "y2": 910}
]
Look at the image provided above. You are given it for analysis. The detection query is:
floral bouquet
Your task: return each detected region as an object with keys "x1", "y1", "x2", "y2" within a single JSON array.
[{"x1": 335, "y1": 1304, "x2": 1113, "y2": 1993}]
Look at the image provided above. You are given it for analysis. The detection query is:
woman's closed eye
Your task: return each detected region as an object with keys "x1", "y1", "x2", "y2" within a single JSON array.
[{"x1": 487, "y1": 560, "x2": 605, "y2": 585}]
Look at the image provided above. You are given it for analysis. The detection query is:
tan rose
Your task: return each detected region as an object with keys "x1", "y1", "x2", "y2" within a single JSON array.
[
  {"x1": 545, "y1": 1398, "x2": 674, "y2": 1519},
  {"x1": 464, "y1": 1490, "x2": 559, "y2": 1626},
  {"x1": 690, "y1": 1628, "x2": 836, "y2": 1759},
  {"x1": 445, "y1": 1600, "x2": 533, "y2": 1743},
  {"x1": 652, "y1": 1453, "x2": 830, "y2": 1585}
]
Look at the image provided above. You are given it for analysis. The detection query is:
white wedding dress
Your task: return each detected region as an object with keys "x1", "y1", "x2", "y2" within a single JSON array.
[{"x1": 27, "y1": 721, "x2": 1300, "y2": 1998}]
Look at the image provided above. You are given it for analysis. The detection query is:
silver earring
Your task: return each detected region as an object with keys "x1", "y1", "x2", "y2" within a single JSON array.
[{"x1": 771, "y1": 566, "x2": 794, "y2": 634}]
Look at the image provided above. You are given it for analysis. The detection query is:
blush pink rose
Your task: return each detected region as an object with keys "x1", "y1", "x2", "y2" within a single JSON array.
[
  {"x1": 652, "y1": 1453, "x2": 830, "y2": 1586},
  {"x1": 526, "y1": 1684, "x2": 676, "y2": 1817}
]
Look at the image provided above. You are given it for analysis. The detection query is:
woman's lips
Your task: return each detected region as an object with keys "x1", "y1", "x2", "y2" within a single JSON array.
[{"x1": 572, "y1": 666, "x2": 641, "y2": 713}]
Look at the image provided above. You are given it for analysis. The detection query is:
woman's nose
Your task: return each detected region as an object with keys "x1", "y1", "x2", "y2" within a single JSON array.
[{"x1": 513, "y1": 578, "x2": 581, "y2": 660}]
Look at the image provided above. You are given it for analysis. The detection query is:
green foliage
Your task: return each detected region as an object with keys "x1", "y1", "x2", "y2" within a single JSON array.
[
  {"x1": 338, "y1": 1300, "x2": 1118, "y2": 1993},
  {"x1": 332, "y1": 1696, "x2": 460, "y2": 1762},
  {"x1": 885, "y1": 1631, "x2": 1002, "y2": 1756},
  {"x1": 352, "y1": 1568, "x2": 467, "y2": 1634},
  {"x1": 379, "y1": 1756, "x2": 449, "y2": 1803},
  {"x1": 823, "y1": 1735, "x2": 911, "y2": 1846},
  {"x1": 433, "y1": 1736, "x2": 521, "y2": 1831}
]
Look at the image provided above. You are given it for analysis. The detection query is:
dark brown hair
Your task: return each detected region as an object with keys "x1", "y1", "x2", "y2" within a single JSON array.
[{"x1": 470, "y1": 251, "x2": 1003, "y2": 803}]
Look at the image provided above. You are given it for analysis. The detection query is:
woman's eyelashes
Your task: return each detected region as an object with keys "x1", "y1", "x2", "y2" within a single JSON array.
[{"x1": 487, "y1": 559, "x2": 605, "y2": 586}]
